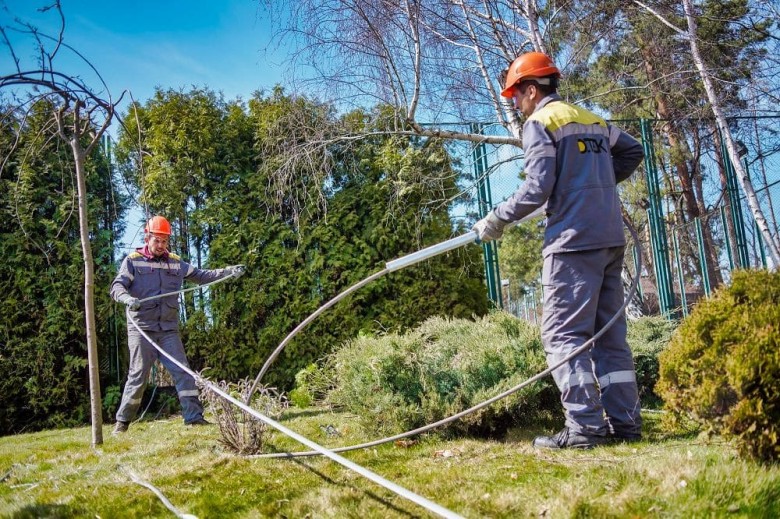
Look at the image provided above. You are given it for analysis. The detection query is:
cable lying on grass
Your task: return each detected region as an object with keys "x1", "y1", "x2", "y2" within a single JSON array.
[
  {"x1": 125, "y1": 306, "x2": 463, "y2": 519},
  {"x1": 119, "y1": 212, "x2": 639, "y2": 516},
  {"x1": 120, "y1": 465, "x2": 196, "y2": 519}
]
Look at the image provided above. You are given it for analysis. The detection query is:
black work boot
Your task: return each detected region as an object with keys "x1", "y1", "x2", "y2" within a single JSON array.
[
  {"x1": 609, "y1": 432, "x2": 642, "y2": 444},
  {"x1": 532, "y1": 427, "x2": 608, "y2": 450},
  {"x1": 112, "y1": 421, "x2": 129, "y2": 435},
  {"x1": 185, "y1": 417, "x2": 212, "y2": 426}
]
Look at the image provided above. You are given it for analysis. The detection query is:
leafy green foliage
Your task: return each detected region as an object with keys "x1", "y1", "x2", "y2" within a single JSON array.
[
  {"x1": 166, "y1": 92, "x2": 490, "y2": 389},
  {"x1": 626, "y1": 316, "x2": 679, "y2": 408},
  {"x1": 566, "y1": 0, "x2": 769, "y2": 121},
  {"x1": 301, "y1": 312, "x2": 558, "y2": 437},
  {"x1": 297, "y1": 313, "x2": 675, "y2": 437},
  {"x1": 115, "y1": 88, "x2": 242, "y2": 318},
  {"x1": 288, "y1": 363, "x2": 329, "y2": 408},
  {"x1": 0, "y1": 100, "x2": 128, "y2": 434},
  {"x1": 657, "y1": 270, "x2": 780, "y2": 462}
]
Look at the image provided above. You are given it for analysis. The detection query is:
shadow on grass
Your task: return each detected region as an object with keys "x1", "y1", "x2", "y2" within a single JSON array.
[
  {"x1": 9, "y1": 503, "x2": 84, "y2": 518},
  {"x1": 502, "y1": 412, "x2": 560, "y2": 445},
  {"x1": 289, "y1": 456, "x2": 418, "y2": 518},
  {"x1": 640, "y1": 410, "x2": 702, "y2": 442},
  {"x1": 279, "y1": 406, "x2": 336, "y2": 420},
  {"x1": 499, "y1": 408, "x2": 699, "y2": 446}
]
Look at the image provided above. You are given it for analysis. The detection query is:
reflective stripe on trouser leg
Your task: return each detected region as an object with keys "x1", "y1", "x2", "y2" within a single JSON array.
[
  {"x1": 591, "y1": 246, "x2": 642, "y2": 436},
  {"x1": 541, "y1": 250, "x2": 607, "y2": 436},
  {"x1": 155, "y1": 332, "x2": 203, "y2": 423},
  {"x1": 116, "y1": 328, "x2": 158, "y2": 423}
]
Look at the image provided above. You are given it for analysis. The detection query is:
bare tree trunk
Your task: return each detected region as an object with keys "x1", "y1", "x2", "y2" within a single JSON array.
[
  {"x1": 712, "y1": 128, "x2": 742, "y2": 266},
  {"x1": 522, "y1": 0, "x2": 546, "y2": 53},
  {"x1": 633, "y1": 0, "x2": 780, "y2": 268},
  {"x1": 634, "y1": 29, "x2": 723, "y2": 288},
  {"x1": 63, "y1": 110, "x2": 103, "y2": 447},
  {"x1": 3, "y1": 1, "x2": 121, "y2": 446},
  {"x1": 681, "y1": 0, "x2": 780, "y2": 267}
]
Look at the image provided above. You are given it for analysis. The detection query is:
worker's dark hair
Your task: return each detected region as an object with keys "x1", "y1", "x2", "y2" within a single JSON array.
[{"x1": 519, "y1": 74, "x2": 558, "y2": 96}]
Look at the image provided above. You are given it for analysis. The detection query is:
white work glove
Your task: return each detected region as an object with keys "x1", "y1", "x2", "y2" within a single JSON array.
[
  {"x1": 228, "y1": 264, "x2": 246, "y2": 279},
  {"x1": 472, "y1": 211, "x2": 509, "y2": 243},
  {"x1": 118, "y1": 293, "x2": 141, "y2": 311}
]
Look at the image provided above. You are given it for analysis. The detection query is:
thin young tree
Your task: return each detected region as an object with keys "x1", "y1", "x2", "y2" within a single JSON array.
[
  {"x1": 1, "y1": 2, "x2": 124, "y2": 445},
  {"x1": 634, "y1": 0, "x2": 780, "y2": 267}
]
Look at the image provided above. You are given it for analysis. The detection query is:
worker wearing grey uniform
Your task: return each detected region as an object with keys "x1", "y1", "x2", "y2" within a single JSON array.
[
  {"x1": 473, "y1": 52, "x2": 645, "y2": 449},
  {"x1": 110, "y1": 215, "x2": 245, "y2": 434}
]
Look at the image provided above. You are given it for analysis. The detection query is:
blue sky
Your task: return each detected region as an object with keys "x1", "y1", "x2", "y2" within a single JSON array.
[
  {"x1": 2, "y1": 0, "x2": 286, "y2": 109},
  {"x1": 3, "y1": 1, "x2": 291, "y2": 249}
]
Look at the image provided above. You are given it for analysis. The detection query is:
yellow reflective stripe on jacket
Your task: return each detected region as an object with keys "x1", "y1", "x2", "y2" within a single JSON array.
[{"x1": 528, "y1": 101, "x2": 606, "y2": 132}]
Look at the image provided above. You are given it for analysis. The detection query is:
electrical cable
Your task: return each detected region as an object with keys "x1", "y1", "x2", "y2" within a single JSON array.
[
  {"x1": 120, "y1": 465, "x2": 196, "y2": 519},
  {"x1": 118, "y1": 215, "x2": 641, "y2": 516},
  {"x1": 247, "y1": 207, "x2": 546, "y2": 399},
  {"x1": 125, "y1": 310, "x2": 463, "y2": 519},
  {"x1": 249, "y1": 216, "x2": 642, "y2": 460},
  {"x1": 247, "y1": 269, "x2": 388, "y2": 400}
]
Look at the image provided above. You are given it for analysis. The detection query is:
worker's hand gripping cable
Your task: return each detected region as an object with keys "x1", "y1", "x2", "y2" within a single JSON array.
[
  {"x1": 228, "y1": 264, "x2": 246, "y2": 278},
  {"x1": 472, "y1": 211, "x2": 511, "y2": 243},
  {"x1": 117, "y1": 293, "x2": 141, "y2": 311}
]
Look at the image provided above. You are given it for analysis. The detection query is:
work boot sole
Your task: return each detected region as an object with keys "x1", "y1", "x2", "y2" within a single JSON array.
[{"x1": 532, "y1": 438, "x2": 608, "y2": 450}]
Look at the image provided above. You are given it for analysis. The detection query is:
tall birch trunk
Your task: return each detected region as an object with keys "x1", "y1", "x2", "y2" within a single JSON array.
[{"x1": 682, "y1": 0, "x2": 780, "y2": 268}]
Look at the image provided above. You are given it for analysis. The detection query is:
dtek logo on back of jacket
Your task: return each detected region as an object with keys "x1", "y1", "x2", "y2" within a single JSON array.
[{"x1": 577, "y1": 137, "x2": 607, "y2": 153}]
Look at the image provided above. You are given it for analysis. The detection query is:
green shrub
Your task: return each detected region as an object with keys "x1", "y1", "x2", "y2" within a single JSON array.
[
  {"x1": 626, "y1": 316, "x2": 679, "y2": 408},
  {"x1": 303, "y1": 312, "x2": 558, "y2": 436},
  {"x1": 289, "y1": 363, "x2": 335, "y2": 408},
  {"x1": 656, "y1": 269, "x2": 780, "y2": 462},
  {"x1": 101, "y1": 384, "x2": 122, "y2": 420}
]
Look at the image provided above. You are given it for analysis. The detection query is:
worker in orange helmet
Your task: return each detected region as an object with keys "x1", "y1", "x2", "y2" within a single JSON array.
[
  {"x1": 473, "y1": 52, "x2": 645, "y2": 449},
  {"x1": 110, "y1": 215, "x2": 245, "y2": 434}
]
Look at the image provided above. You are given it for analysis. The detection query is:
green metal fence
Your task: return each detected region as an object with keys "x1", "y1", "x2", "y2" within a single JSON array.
[{"x1": 453, "y1": 116, "x2": 780, "y2": 320}]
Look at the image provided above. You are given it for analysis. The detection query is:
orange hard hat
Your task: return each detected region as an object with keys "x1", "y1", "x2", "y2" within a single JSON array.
[
  {"x1": 500, "y1": 52, "x2": 561, "y2": 98},
  {"x1": 145, "y1": 215, "x2": 172, "y2": 235}
]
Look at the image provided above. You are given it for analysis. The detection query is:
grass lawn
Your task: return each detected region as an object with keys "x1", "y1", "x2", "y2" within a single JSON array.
[{"x1": 1, "y1": 409, "x2": 778, "y2": 518}]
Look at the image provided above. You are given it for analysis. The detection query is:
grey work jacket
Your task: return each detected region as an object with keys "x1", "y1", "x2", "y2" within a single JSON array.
[
  {"x1": 493, "y1": 94, "x2": 644, "y2": 257},
  {"x1": 111, "y1": 250, "x2": 232, "y2": 332}
]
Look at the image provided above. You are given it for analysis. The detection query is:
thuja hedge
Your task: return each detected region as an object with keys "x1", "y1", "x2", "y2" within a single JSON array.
[
  {"x1": 657, "y1": 269, "x2": 780, "y2": 462},
  {"x1": 293, "y1": 312, "x2": 674, "y2": 437},
  {"x1": 295, "y1": 312, "x2": 558, "y2": 436},
  {"x1": 627, "y1": 316, "x2": 679, "y2": 408}
]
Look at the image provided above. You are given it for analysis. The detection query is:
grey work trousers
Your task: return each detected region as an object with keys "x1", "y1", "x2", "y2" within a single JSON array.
[
  {"x1": 116, "y1": 328, "x2": 204, "y2": 424},
  {"x1": 541, "y1": 246, "x2": 642, "y2": 437}
]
